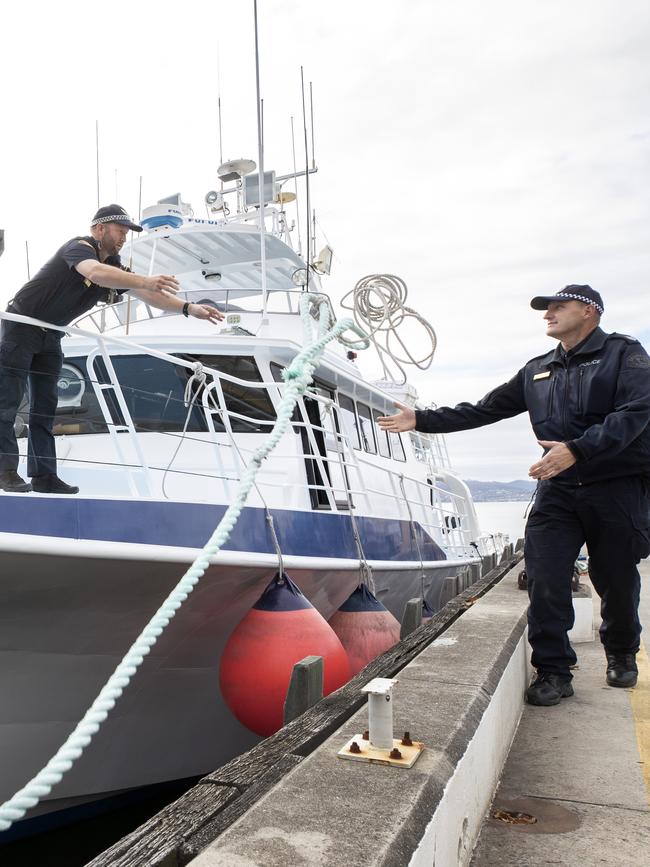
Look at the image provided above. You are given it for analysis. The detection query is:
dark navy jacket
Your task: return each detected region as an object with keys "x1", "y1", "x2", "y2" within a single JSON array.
[{"x1": 415, "y1": 327, "x2": 650, "y2": 484}]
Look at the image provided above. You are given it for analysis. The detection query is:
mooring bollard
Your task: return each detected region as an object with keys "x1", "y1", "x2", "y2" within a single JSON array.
[
  {"x1": 283, "y1": 655, "x2": 324, "y2": 725},
  {"x1": 400, "y1": 597, "x2": 422, "y2": 639},
  {"x1": 363, "y1": 677, "x2": 397, "y2": 749}
]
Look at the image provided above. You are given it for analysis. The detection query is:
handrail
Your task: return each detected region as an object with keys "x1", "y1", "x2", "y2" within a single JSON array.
[{"x1": 73, "y1": 287, "x2": 322, "y2": 334}]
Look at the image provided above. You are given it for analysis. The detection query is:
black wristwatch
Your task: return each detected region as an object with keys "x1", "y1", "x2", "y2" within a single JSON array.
[{"x1": 182, "y1": 302, "x2": 190, "y2": 318}]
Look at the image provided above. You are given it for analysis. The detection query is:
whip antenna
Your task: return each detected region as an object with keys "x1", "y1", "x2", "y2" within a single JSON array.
[
  {"x1": 95, "y1": 120, "x2": 100, "y2": 208},
  {"x1": 126, "y1": 175, "x2": 143, "y2": 336},
  {"x1": 290, "y1": 116, "x2": 303, "y2": 257},
  {"x1": 309, "y1": 81, "x2": 316, "y2": 170},
  {"x1": 217, "y1": 44, "x2": 224, "y2": 181},
  {"x1": 301, "y1": 67, "x2": 311, "y2": 289},
  {"x1": 253, "y1": 0, "x2": 268, "y2": 314}
]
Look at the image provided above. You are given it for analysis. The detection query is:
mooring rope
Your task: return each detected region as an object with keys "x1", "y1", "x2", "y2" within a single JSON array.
[{"x1": 0, "y1": 294, "x2": 368, "y2": 832}]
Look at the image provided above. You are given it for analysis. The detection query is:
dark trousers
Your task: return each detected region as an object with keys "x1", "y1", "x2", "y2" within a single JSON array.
[
  {"x1": 0, "y1": 320, "x2": 63, "y2": 477},
  {"x1": 524, "y1": 477, "x2": 650, "y2": 677}
]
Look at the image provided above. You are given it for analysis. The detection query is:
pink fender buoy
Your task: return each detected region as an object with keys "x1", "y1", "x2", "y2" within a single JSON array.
[
  {"x1": 328, "y1": 583, "x2": 401, "y2": 676},
  {"x1": 219, "y1": 573, "x2": 350, "y2": 737}
]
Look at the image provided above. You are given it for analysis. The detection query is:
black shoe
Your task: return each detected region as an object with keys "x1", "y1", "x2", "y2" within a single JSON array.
[
  {"x1": 605, "y1": 653, "x2": 638, "y2": 688},
  {"x1": 526, "y1": 672, "x2": 574, "y2": 706},
  {"x1": 31, "y1": 474, "x2": 79, "y2": 495},
  {"x1": 0, "y1": 469, "x2": 32, "y2": 493}
]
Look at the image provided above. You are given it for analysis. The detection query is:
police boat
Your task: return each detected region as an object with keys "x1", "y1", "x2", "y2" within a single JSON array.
[{"x1": 0, "y1": 161, "x2": 506, "y2": 835}]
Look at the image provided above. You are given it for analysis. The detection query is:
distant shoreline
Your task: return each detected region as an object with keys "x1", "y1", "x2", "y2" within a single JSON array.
[{"x1": 463, "y1": 479, "x2": 536, "y2": 503}]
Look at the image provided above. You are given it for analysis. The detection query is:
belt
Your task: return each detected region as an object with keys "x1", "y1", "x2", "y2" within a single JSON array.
[{"x1": 6, "y1": 302, "x2": 51, "y2": 334}]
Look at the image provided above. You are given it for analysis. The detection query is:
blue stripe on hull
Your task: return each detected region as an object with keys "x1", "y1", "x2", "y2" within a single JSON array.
[{"x1": 0, "y1": 497, "x2": 446, "y2": 562}]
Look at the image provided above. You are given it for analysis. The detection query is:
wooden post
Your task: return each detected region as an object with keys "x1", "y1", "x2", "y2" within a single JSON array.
[
  {"x1": 400, "y1": 597, "x2": 422, "y2": 639},
  {"x1": 283, "y1": 655, "x2": 323, "y2": 725},
  {"x1": 440, "y1": 575, "x2": 458, "y2": 605}
]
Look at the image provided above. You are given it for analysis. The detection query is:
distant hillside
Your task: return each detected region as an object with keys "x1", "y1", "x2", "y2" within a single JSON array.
[{"x1": 463, "y1": 479, "x2": 537, "y2": 502}]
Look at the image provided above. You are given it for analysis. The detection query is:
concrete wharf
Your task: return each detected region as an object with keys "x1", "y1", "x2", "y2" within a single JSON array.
[{"x1": 90, "y1": 556, "x2": 649, "y2": 867}]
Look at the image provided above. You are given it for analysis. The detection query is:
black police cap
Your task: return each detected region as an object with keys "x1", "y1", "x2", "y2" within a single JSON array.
[
  {"x1": 530, "y1": 284, "x2": 604, "y2": 315},
  {"x1": 91, "y1": 204, "x2": 142, "y2": 233}
]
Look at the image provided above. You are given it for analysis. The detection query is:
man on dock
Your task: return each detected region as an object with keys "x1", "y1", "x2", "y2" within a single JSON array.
[
  {"x1": 378, "y1": 285, "x2": 650, "y2": 705},
  {"x1": 0, "y1": 204, "x2": 223, "y2": 495}
]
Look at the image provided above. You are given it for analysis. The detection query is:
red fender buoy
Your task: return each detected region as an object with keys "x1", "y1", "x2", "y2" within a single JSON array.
[
  {"x1": 219, "y1": 573, "x2": 350, "y2": 736},
  {"x1": 422, "y1": 599, "x2": 435, "y2": 622},
  {"x1": 328, "y1": 583, "x2": 401, "y2": 676}
]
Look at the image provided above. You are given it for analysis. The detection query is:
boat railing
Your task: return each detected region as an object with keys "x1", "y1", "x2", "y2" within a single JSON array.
[
  {"x1": 1, "y1": 307, "x2": 487, "y2": 557},
  {"x1": 197, "y1": 379, "x2": 478, "y2": 554},
  {"x1": 73, "y1": 287, "x2": 316, "y2": 334}
]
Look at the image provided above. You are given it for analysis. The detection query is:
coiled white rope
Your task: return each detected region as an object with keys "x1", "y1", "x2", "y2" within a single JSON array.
[
  {"x1": 0, "y1": 294, "x2": 368, "y2": 832},
  {"x1": 340, "y1": 274, "x2": 437, "y2": 384}
]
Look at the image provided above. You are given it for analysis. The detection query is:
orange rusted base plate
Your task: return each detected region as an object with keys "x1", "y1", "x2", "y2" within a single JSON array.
[{"x1": 337, "y1": 735, "x2": 424, "y2": 768}]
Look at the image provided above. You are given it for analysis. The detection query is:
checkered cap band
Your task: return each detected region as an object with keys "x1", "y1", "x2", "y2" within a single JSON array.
[
  {"x1": 555, "y1": 292, "x2": 604, "y2": 315},
  {"x1": 90, "y1": 213, "x2": 134, "y2": 227}
]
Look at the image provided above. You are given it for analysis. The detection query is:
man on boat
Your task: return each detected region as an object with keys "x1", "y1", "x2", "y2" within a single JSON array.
[
  {"x1": 0, "y1": 204, "x2": 223, "y2": 495},
  {"x1": 378, "y1": 285, "x2": 650, "y2": 704}
]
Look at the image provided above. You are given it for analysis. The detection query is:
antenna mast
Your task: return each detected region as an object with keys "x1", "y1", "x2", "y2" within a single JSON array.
[
  {"x1": 290, "y1": 116, "x2": 302, "y2": 257},
  {"x1": 300, "y1": 67, "x2": 311, "y2": 289},
  {"x1": 309, "y1": 81, "x2": 316, "y2": 170},
  {"x1": 253, "y1": 0, "x2": 268, "y2": 315},
  {"x1": 217, "y1": 45, "x2": 224, "y2": 171},
  {"x1": 95, "y1": 120, "x2": 100, "y2": 208}
]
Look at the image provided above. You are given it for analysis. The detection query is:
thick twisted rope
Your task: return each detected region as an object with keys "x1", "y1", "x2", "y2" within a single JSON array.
[{"x1": 0, "y1": 294, "x2": 368, "y2": 832}]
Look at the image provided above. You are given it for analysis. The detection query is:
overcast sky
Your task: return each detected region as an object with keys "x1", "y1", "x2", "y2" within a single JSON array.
[{"x1": 1, "y1": 0, "x2": 649, "y2": 481}]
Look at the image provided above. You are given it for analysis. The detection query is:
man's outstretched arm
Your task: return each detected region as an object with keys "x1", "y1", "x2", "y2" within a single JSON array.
[{"x1": 377, "y1": 371, "x2": 526, "y2": 434}]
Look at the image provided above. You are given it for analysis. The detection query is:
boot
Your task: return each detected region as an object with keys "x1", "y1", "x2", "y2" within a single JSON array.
[
  {"x1": 31, "y1": 474, "x2": 79, "y2": 495},
  {"x1": 526, "y1": 672, "x2": 574, "y2": 706},
  {"x1": 0, "y1": 469, "x2": 32, "y2": 493},
  {"x1": 605, "y1": 653, "x2": 638, "y2": 688}
]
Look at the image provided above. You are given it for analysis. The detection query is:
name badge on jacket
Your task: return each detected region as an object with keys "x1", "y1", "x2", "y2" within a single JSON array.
[{"x1": 533, "y1": 371, "x2": 551, "y2": 381}]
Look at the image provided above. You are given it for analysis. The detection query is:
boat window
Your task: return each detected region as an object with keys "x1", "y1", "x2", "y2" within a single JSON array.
[
  {"x1": 372, "y1": 409, "x2": 391, "y2": 458},
  {"x1": 52, "y1": 354, "x2": 275, "y2": 435},
  {"x1": 52, "y1": 358, "x2": 109, "y2": 435},
  {"x1": 356, "y1": 403, "x2": 377, "y2": 454},
  {"x1": 186, "y1": 355, "x2": 276, "y2": 433},
  {"x1": 388, "y1": 431, "x2": 407, "y2": 462},
  {"x1": 338, "y1": 395, "x2": 361, "y2": 450}
]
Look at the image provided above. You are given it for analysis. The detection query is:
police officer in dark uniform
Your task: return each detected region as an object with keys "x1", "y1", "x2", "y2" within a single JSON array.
[
  {"x1": 378, "y1": 285, "x2": 650, "y2": 705},
  {"x1": 0, "y1": 205, "x2": 223, "y2": 495}
]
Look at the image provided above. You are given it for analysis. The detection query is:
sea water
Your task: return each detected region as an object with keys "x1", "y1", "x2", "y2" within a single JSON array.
[{"x1": 474, "y1": 500, "x2": 530, "y2": 546}]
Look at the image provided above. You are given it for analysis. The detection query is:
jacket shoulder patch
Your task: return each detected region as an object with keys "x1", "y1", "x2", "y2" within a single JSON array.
[{"x1": 625, "y1": 352, "x2": 650, "y2": 369}]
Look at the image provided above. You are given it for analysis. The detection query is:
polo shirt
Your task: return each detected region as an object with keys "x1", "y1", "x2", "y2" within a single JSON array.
[{"x1": 10, "y1": 236, "x2": 128, "y2": 327}]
